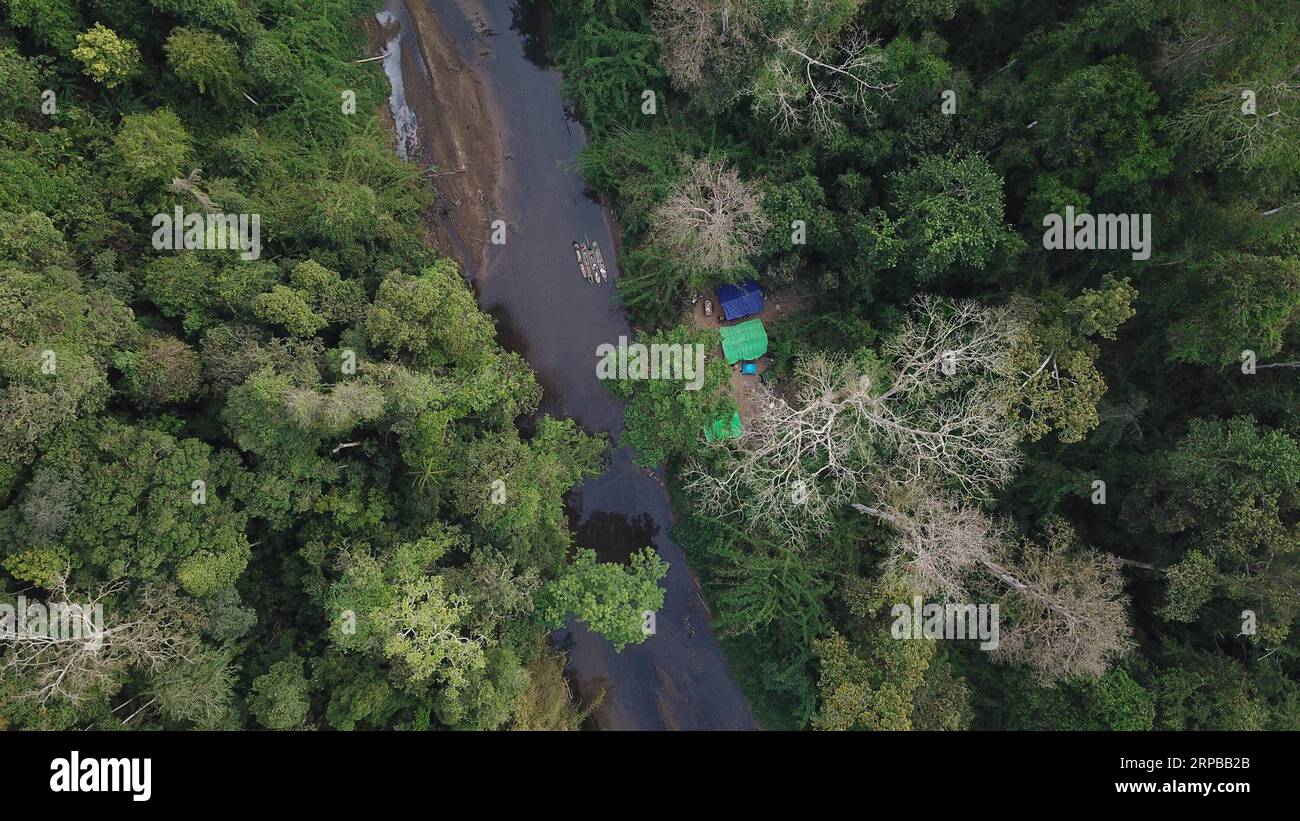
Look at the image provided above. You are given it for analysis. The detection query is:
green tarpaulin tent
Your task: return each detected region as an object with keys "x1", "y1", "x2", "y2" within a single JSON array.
[
  {"x1": 704, "y1": 411, "x2": 743, "y2": 442},
  {"x1": 720, "y1": 318, "x2": 768, "y2": 364}
]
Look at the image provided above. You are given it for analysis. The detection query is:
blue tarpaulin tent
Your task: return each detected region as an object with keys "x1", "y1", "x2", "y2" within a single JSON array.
[{"x1": 715, "y1": 280, "x2": 764, "y2": 321}]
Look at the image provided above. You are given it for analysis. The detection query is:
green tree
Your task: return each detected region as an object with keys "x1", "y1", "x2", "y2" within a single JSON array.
[
  {"x1": 1009, "y1": 668, "x2": 1155, "y2": 731},
  {"x1": 1126, "y1": 416, "x2": 1300, "y2": 643},
  {"x1": 165, "y1": 27, "x2": 244, "y2": 101},
  {"x1": 0, "y1": 253, "x2": 132, "y2": 465},
  {"x1": 1, "y1": 0, "x2": 83, "y2": 52},
  {"x1": 252, "y1": 285, "x2": 327, "y2": 337},
  {"x1": 540, "y1": 548, "x2": 668, "y2": 651},
  {"x1": 0, "y1": 47, "x2": 42, "y2": 121},
  {"x1": 322, "y1": 531, "x2": 492, "y2": 715},
  {"x1": 559, "y1": 20, "x2": 663, "y2": 136},
  {"x1": 1167, "y1": 253, "x2": 1300, "y2": 368},
  {"x1": 366, "y1": 262, "x2": 497, "y2": 369},
  {"x1": 151, "y1": 648, "x2": 237, "y2": 729},
  {"x1": 1010, "y1": 275, "x2": 1138, "y2": 443},
  {"x1": 110, "y1": 109, "x2": 192, "y2": 189},
  {"x1": 71, "y1": 23, "x2": 140, "y2": 88},
  {"x1": 447, "y1": 417, "x2": 605, "y2": 566},
  {"x1": 1033, "y1": 55, "x2": 1173, "y2": 196},
  {"x1": 812, "y1": 626, "x2": 933, "y2": 731},
  {"x1": 3, "y1": 420, "x2": 253, "y2": 596},
  {"x1": 608, "y1": 326, "x2": 733, "y2": 467},
  {"x1": 249, "y1": 655, "x2": 311, "y2": 730},
  {"x1": 116, "y1": 334, "x2": 203, "y2": 407},
  {"x1": 887, "y1": 150, "x2": 1018, "y2": 282}
]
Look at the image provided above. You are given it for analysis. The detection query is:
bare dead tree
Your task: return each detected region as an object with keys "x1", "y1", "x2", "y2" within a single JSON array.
[
  {"x1": 651, "y1": 0, "x2": 717, "y2": 90},
  {"x1": 687, "y1": 355, "x2": 876, "y2": 545},
  {"x1": 167, "y1": 168, "x2": 221, "y2": 214},
  {"x1": 653, "y1": 0, "x2": 894, "y2": 129},
  {"x1": 881, "y1": 296, "x2": 1020, "y2": 397},
  {"x1": 854, "y1": 484, "x2": 1006, "y2": 599},
  {"x1": 859, "y1": 296, "x2": 1024, "y2": 495},
  {"x1": 853, "y1": 492, "x2": 1134, "y2": 682},
  {"x1": 650, "y1": 0, "x2": 759, "y2": 96},
  {"x1": 754, "y1": 29, "x2": 897, "y2": 135},
  {"x1": 1168, "y1": 69, "x2": 1300, "y2": 170},
  {"x1": 689, "y1": 290, "x2": 1133, "y2": 680},
  {"x1": 652, "y1": 156, "x2": 769, "y2": 272},
  {"x1": 1, "y1": 578, "x2": 197, "y2": 706},
  {"x1": 987, "y1": 522, "x2": 1134, "y2": 683},
  {"x1": 1154, "y1": 29, "x2": 1234, "y2": 78}
]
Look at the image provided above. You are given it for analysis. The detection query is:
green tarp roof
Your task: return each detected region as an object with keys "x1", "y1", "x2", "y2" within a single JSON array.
[
  {"x1": 704, "y1": 411, "x2": 743, "y2": 442},
  {"x1": 720, "y1": 318, "x2": 768, "y2": 364}
]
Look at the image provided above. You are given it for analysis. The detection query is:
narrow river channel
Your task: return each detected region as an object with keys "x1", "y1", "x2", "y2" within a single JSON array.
[{"x1": 383, "y1": 0, "x2": 758, "y2": 729}]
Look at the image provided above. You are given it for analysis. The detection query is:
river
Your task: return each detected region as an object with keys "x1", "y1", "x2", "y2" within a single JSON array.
[{"x1": 382, "y1": 0, "x2": 758, "y2": 730}]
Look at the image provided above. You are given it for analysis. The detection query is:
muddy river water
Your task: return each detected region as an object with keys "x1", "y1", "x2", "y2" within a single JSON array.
[{"x1": 383, "y1": 0, "x2": 758, "y2": 729}]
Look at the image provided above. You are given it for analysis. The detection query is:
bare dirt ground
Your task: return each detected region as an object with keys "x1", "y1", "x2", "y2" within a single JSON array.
[
  {"x1": 688, "y1": 290, "x2": 814, "y2": 422},
  {"x1": 366, "y1": 1, "x2": 500, "y2": 275}
]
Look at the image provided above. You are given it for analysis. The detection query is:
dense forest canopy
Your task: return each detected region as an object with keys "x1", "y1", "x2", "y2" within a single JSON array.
[
  {"x1": 0, "y1": 0, "x2": 667, "y2": 730},
  {"x1": 551, "y1": 0, "x2": 1300, "y2": 730},
  {"x1": 2, "y1": 0, "x2": 1299, "y2": 732}
]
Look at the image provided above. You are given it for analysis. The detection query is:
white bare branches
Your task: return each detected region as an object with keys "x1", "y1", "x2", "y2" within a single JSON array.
[
  {"x1": 1168, "y1": 69, "x2": 1300, "y2": 170},
  {"x1": 167, "y1": 168, "x2": 221, "y2": 214},
  {"x1": 687, "y1": 355, "x2": 874, "y2": 545},
  {"x1": 651, "y1": 0, "x2": 758, "y2": 94},
  {"x1": 875, "y1": 297, "x2": 1024, "y2": 493},
  {"x1": 651, "y1": 0, "x2": 896, "y2": 129},
  {"x1": 755, "y1": 28, "x2": 897, "y2": 135},
  {"x1": 652, "y1": 156, "x2": 769, "y2": 272},
  {"x1": 686, "y1": 289, "x2": 1132, "y2": 682},
  {"x1": 1, "y1": 578, "x2": 196, "y2": 706},
  {"x1": 855, "y1": 493, "x2": 1134, "y2": 682},
  {"x1": 989, "y1": 528, "x2": 1134, "y2": 683},
  {"x1": 651, "y1": 0, "x2": 716, "y2": 90},
  {"x1": 858, "y1": 484, "x2": 1006, "y2": 600},
  {"x1": 1154, "y1": 28, "x2": 1233, "y2": 77},
  {"x1": 881, "y1": 296, "x2": 1020, "y2": 399}
]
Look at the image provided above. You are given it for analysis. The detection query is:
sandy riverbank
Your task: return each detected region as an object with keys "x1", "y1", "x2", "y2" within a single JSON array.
[{"x1": 367, "y1": 0, "x2": 501, "y2": 275}]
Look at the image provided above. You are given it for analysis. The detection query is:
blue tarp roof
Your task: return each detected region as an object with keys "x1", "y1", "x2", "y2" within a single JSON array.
[{"x1": 715, "y1": 279, "x2": 764, "y2": 321}]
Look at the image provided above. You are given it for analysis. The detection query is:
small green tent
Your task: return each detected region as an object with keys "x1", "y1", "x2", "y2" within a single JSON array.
[
  {"x1": 720, "y1": 318, "x2": 768, "y2": 364},
  {"x1": 704, "y1": 411, "x2": 743, "y2": 442}
]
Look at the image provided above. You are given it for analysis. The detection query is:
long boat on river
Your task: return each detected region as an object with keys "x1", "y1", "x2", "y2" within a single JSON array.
[
  {"x1": 590, "y1": 241, "x2": 608, "y2": 283},
  {"x1": 573, "y1": 241, "x2": 593, "y2": 283},
  {"x1": 573, "y1": 240, "x2": 607, "y2": 285}
]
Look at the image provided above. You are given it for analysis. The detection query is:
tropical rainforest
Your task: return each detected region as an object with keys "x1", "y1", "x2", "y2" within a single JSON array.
[
  {"x1": 2, "y1": 0, "x2": 1298, "y2": 732},
  {"x1": 0, "y1": 0, "x2": 667, "y2": 730},
  {"x1": 553, "y1": 0, "x2": 1300, "y2": 730}
]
